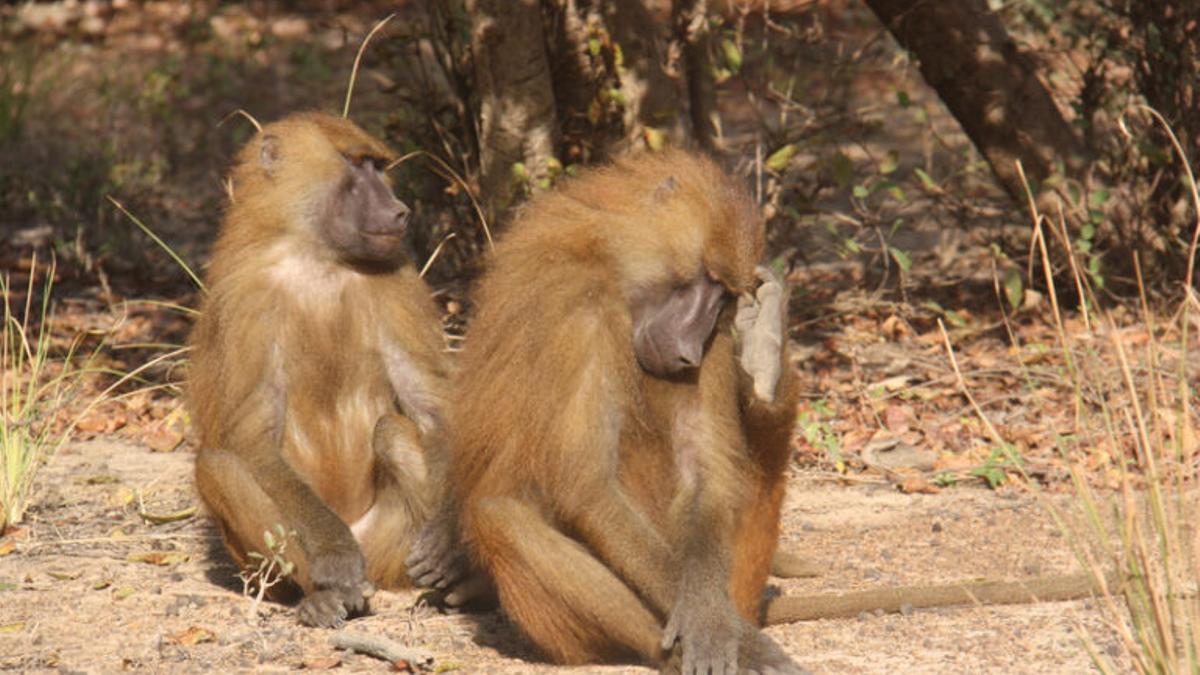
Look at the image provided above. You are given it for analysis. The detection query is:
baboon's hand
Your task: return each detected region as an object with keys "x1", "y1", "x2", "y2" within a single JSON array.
[
  {"x1": 440, "y1": 573, "x2": 496, "y2": 608},
  {"x1": 661, "y1": 593, "x2": 742, "y2": 675},
  {"x1": 735, "y1": 265, "x2": 787, "y2": 403},
  {"x1": 406, "y1": 514, "x2": 469, "y2": 593},
  {"x1": 298, "y1": 547, "x2": 374, "y2": 628}
]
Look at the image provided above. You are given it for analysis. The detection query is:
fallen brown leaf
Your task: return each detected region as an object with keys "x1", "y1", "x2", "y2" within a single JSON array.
[
  {"x1": 0, "y1": 540, "x2": 15, "y2": 556},
  {"x1": 0, "y1": 526, "x2": 30, "y2": 540},
  {"x1": 127, "y1": 551, "x2": 189, "y2": 566},
  {"x1": 899, "y1": 477, "x2": 940, "y2": 494},
  {"x1": 933, "y1": 453, "x2": 975, "y2": 472},
  {"x1": 170, "y1": 626, "x2": 216, "y2": 646},
  {"x1": 880, "y1": 315, "x2": 910, "y2": 340},
  {"x1": 144, "y1": 427, "x2": 184, "y2": 453},
  {"x1": 75, "y1": 412, "x2": 127, "y2": 433},
  {"x1": 839, "y1": 428, "x2": 871, "y2": 455}
]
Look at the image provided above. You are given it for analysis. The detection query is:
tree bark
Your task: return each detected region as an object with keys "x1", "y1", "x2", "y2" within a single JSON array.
[
  {"x1": 546, "y1": 0, "x2": 685, "y2": 160},
  {"x1": 467, "y1": 0, "x2": 559, "y2": 220},
  {"x1": 673, "y1": 0, "x2": 719, "y2": 153},
  {"x1": 863, "y1": 0, "x2": 1088, "y2": 202},
  {"x1": 605, "y1": 0, "x2": 686, "y2": 151}
]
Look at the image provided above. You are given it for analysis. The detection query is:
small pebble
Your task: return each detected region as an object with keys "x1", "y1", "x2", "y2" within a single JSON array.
[
  {"x1": 899, "y1": 603, "x2": 914, "y2": 616},
  {"x1": 858, "y1": 611, "x2": 871, "y2": 622},
  {"x1": 931, "y1": 521, "x2": 943, "y2": 533}
]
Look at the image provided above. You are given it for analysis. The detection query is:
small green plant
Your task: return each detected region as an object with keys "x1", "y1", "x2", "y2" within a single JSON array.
[
  {"x1": 0, "y1": 257, "x2": 94, "y2": 531},
  {"x1": 798, "y1": 399, "x2": 843, "y2": 471},
  {"x1": 933, "y1": 472, "x2": 958, "y2": 488},
  {"x1": 969, "y1": 445, "x2": 1023, "y2": 489},
  {"x1": 240, "y1": 523, "x2": 297, "y2": 618}
]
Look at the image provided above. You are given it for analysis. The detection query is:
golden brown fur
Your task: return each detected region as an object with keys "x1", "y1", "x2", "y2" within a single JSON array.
[
  {"x1": 448, "y1": 150, "x2": 799, "y2": 667},
  {"x1": 190, "y1": 112, "x2": 450, "y2": 625}
]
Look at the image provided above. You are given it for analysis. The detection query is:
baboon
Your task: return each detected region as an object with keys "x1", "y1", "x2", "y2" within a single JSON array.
[
  {"x1": 424, "y1": 150, "x2": 802, "y2": 671},
  {"x1": 189, "y1": 112, "x2": 452, "y2": 628}
]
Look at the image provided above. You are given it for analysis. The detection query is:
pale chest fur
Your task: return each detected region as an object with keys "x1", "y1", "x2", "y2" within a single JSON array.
[{"x1": 263, "y1": 257, "x2": 439, "y2": 521}]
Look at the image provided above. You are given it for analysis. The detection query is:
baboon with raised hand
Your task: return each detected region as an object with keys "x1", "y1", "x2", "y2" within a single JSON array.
[{"x1": 416, "y1": 150, "x2": 802, "y2": 671}]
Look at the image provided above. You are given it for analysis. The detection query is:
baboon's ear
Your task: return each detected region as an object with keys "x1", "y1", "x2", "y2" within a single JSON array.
[{"x1": 260, "y1": 134, "x2": 281, "y2": 177}]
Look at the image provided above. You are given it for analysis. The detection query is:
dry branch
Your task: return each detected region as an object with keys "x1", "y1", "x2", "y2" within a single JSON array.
[
  {"x1": 329, "y1": 631, "x2": 435, "y2": 669},
  {"x1": 766, "y1": 571, "x2": 1117, "y2": 624}
]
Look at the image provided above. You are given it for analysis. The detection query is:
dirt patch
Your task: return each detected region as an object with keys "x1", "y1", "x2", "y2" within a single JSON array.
[{"x1": 0, "y1": 438, "x2": 1119, "y2": 673}]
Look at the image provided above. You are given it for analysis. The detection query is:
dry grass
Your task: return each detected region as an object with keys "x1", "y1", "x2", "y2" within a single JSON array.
[
  {"x1": 939, "y1": 109, "x2": 1200, "y2": 673},
  {"x1": 0, "y1": 256, "x2": 91, "y2": 530}
]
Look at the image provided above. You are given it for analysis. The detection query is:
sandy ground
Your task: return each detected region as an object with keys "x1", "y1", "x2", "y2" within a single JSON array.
[{"x1": 0, "y1": 437, "x2": 1120, "y2": 673}]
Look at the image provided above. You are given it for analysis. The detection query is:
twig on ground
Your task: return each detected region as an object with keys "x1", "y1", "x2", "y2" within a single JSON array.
[
  {"x1": 766, "y1": 571, "x2": 1122, "y2": 624},
  {"x1": 329, "y1": 631, "x2": 435, "y2": 669}
]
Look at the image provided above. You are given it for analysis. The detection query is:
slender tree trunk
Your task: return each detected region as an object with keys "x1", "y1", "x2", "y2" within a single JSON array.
[
  {"x1": 605, "y1": 0, "x2": 686, "y2": 151},
  {"x1": 467, "y1": 0, "x2": 559, "y2": 219},
  {"x1": 863, "y1": 0, "x2": 1088, "y2": 202},
  {"x1": 547, "y1": 0, "x2": 685, "y2": 160},
  {"x1": 673, "y1": 0, "x2": 719, "y2": 153}
]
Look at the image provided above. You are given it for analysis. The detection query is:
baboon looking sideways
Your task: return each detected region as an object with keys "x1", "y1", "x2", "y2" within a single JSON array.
[
  {"x1": 189, "y1": 112, "x2": 452, "y2": 628},
  {"x1": 438, "y1": 151, "x2": 802, "y2": 671}
]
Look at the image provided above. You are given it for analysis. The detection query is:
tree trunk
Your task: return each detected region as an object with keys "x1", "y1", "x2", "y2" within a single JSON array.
[
  {"x1": 467, "y1": 0, "x2": 560, "y2": 220},
  {"x1": 605, "y1": 0, "x2": 687, "y2": 151},
  {"x1": 673, "y1": 0, "x2": 719, "y2": 153},
  {"x1": 545, "y1": 0, "x2": 685, "y2": 161},
  {"x1": 863, "y1": 0, "x2": 1088, "y2": 202}
]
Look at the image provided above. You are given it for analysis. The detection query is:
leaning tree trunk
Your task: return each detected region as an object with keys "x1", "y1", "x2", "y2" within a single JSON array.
[
  {"x1": 863, "y1": 0, "x2": 1088, "y2": 203},
  {"x1": 467, "y1": 0, "x2": 560, "y2": 220}
]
